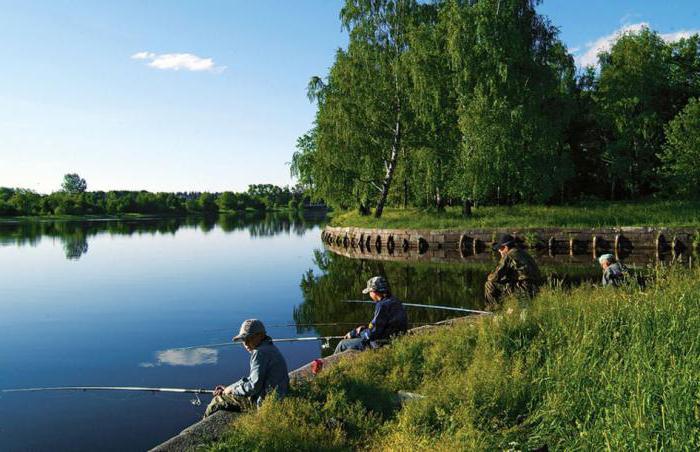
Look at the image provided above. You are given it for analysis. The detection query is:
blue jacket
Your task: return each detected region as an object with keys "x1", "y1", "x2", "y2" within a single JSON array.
[
  {"x1": 353, "y1": 296, "x2": 408, "y2": 345},
  {"x1": 227, "y1": 337, "x2": 289, "y2": 406}
]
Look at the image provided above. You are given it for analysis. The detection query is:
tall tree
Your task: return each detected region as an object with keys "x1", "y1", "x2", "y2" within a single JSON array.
[
  {"x1": 341, "y1": 0, "x2": 417, "y2": 217},
  {"x1": 299, "y1": 0, "x2": 417, "y2": 217},
  {"x1": 659, "y1": 98, "x2": 700, "y2": 197},
  {"x1": 595, "y1": 28, "x2": 676, "y2": 198},
  {"x1": 405, "y1": 1, "x2": 460, "y2": 211},
  {"x1": 62, "y1": 173, "x2": 87, "y2": 194},
  {"x1": 444, "y1": 0, "x2": 573, "y2": 205}
]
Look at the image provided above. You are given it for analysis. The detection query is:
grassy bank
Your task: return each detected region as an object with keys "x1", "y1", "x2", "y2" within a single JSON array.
[
  {"x1": 210, "y1": 267, "x2": 700, "y2": 451},
  {"x1": 330, "y1": 200, "x2": 700, "y2": 229}
]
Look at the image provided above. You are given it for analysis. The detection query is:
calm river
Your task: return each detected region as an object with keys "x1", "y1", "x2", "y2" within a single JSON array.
[{"x1": 0, "y1": 213, "x2": 599, "y2": 451}]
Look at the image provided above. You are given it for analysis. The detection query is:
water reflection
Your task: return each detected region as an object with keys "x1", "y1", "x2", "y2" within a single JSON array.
[
  {"x1": 293, "y1": 250, "x2": 602, "y2": 345},
  {"x1": 140, "y1": 347, "x2": 219, "y2": 367},
  {"x1": 62, "y1": 232, "x2": 89, "y2": 260},
  {"x1": 0, "y1": 211, "x2": 326, "y2": 260}
]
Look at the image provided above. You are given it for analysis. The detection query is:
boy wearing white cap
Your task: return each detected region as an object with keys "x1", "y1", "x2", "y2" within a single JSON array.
[{"x1": 204, "y1": 319, "x2": 289, "y2": 417}]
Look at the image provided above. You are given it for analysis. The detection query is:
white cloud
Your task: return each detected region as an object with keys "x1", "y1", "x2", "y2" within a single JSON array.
[
  {"x1": 660, "y1": 30, "x2": 700, "y2": 43},
  {"x1": 575, "y1": 22, "x2": 648, "y2": 68},
  {"x1": 139, "y1": 347, "x2": 219, "y2": 367},
  {"x1": 131, "y1": 51, "x2": 156, "y2": 60},
  {"x1": 573, "y1": 22, "x2": 700, "y2": 68},
  {"x1": 131, "y1": 51, "x2": 225, "y2": 73}
]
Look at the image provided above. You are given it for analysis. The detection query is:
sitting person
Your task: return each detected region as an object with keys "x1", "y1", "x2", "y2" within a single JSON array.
[
  {"x1": 598, "y1": 253, "x2": 628, "y2": 287},
  {"x1": 484, "y1": 234, "x2": 543, "y2": 305},
  {"x1": 334, "y1": 276, "x2": 408, "y2": 354},
  {"x1": 205, "y1": 319, "x2": 289, "y2": 417}
]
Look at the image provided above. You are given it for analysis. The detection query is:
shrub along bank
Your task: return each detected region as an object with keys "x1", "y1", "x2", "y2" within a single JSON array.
[
  {"x1": 330, "y1": 200, "x2": 700, "y2": 230},
  {"x1": 210, "y1": 266, "x2": 700, "y2": 451}
]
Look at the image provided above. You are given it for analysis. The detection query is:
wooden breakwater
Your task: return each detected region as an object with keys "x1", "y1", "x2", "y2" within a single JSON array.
[{"x1": 322, "y1": 226, "x2": 698, "y2": 265}]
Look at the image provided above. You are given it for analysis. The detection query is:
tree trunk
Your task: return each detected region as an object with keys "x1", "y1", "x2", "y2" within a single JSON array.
[
  {"x1": 435, "y1": 187, "x2": 445, "y2": 212},
  {"x1": 358, "y1": 202, "x2": 370, "y2": 216},
  {"x1": 403, "y1": 177, "x2": 408, "y2": 209},
  {"x1": 375, "y1": 110, "x2": 401, "y2": 219},
  {"x1": 462, "y1": 198, "x2": 472, "y2": 217},
  {"x1": 610, "y1": 179, "x2": 615, "y2": 201}
]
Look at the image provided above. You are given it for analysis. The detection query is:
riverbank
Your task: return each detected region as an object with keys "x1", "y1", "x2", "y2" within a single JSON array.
[
  {"x1": 331, "y1": 200, "x2": 700, "y2": 229},
  {"x1": 0, "y1": 207, "x2": 321, "y2": 223},
  {"x1": 209, "y1": 266, "x2": 699, "y2": 450}
]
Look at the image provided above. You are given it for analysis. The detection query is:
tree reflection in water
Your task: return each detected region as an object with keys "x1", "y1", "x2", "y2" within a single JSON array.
[
  {"x1": 293, "y1": 249, "x2": 602, "y2": 346},
  {"x1": 0, "y1": 211, "x2": 326, "y2": 260}
]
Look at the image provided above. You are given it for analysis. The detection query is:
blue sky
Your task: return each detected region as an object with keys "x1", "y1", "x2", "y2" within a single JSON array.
[{"x1": 1, "y1": 1, "x2": 698, "y2": 193}]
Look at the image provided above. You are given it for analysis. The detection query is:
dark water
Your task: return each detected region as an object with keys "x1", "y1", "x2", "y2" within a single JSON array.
[{"x1": 0, "y1": 213, "x2": 601, "y2": 451}]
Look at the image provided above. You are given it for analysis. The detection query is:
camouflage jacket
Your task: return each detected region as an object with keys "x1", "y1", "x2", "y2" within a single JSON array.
[{"x1": 487, "y1": 248, "x2": 542, "y2": 287}]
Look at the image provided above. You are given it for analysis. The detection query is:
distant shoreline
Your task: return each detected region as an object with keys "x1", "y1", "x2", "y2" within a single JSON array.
[{"x1": 0, "y1": 207, "x2": 327, "y2": 224}]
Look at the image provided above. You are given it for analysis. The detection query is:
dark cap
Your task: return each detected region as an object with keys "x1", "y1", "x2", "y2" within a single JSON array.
[
  {"x1": 362, "y1": 276, "x2": 391, "y2": 294},
  {"x1": 492, "y1": 234, "x2": 516, "y2": 251}
]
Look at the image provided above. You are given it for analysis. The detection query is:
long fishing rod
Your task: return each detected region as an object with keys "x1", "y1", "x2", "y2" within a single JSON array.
[
  {"x1": 203, "y1": 323, "x2": 364, "y2": 333},
  {"x1": 204, "y1": 321, "x2": 440, "y2": 333},
  {"x1": 0, "y1": 386, "x2": 214, "y2": 406},
  {"x1": 344, "y1": 300, "x2": 492, "y2": 315},
  {"x1": 176, "y1": 336, "x2": 346, "y2": 351},
  {"x1": 1, "y1": 386, "x2": 212, "y2": 394}
]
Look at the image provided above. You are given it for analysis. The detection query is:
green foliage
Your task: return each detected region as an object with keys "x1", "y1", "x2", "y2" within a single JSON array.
[
  {"x1": 61, "y1": 173, "x2": 87, "y2": 194},
  {"x1": 211, "y1": 267, "x2": 700, "y2": 450},
  {"x1": 0, "y1": 185, "x2": 313, "y2": 218},
  {"x1": 445, "y1": 0, "x2": 575, "y2": 204},
  {"x1": 595, "y1": 28, "x2": 700, "y2": 198},
  {"x1": 197, "y1": 193, "x2": 219, "y2": 213},
  {"x1": 330, "y1": 200, "x2": 700, "y2": 229},
  {"x1": 293, "y1": 3, "x2": 700, "y2": 210},
  {"x1": 659, "y1": 98, "x2": 700, "y2": 196}
]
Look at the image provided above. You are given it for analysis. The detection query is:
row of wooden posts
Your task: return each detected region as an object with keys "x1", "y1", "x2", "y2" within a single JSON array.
[{"x1": 322, "y1": 226, "x2": 697, "y2": 263}]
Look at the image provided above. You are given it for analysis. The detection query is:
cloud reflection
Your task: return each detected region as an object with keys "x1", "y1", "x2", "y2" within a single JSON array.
[{"x1": 140, "y1": 347, "x2": 218, "y2": 367}]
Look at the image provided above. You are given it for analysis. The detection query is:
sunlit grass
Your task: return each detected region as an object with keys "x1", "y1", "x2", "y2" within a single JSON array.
[
  {"x1": 210, "y1": 266, "x2": 700, "y2": 451},
  {"x1": 331, "y1": 200, "x2": 700, "y2": 229}
]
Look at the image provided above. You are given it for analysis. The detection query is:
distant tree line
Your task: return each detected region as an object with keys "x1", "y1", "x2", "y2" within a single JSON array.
[
  {"x1": 0, "y1": 178, "x2": 317, "y2": 217},
  {"x1": 291, "y1": 0, "x2": 700, "y2": 217}
]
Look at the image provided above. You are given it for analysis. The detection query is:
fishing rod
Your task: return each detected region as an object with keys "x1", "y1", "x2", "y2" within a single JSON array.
[
  {"x1": 204, "y1": 321, "x2": 440, "y2": 333},
  {"x1": 344, "y1": 300, "x2": 492, "y2": 315},
  {"x1": 176, "y1": 336, "x2": 346, "y2": 351},
  {"x1": 0, "y1": 386, "x2": 214, "y2": 406},
  {"x1": 1, "y1": 386, "x2": 212, "y2": 394},
  {"x1": 203, "y1": 323, "x2": 365, "y2": 333}
]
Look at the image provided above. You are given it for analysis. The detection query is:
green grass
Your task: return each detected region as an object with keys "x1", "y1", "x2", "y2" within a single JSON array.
[
  {"x1": 330, "y1": 200, "x2": 700, "y2": 229},
  {"x1": 209, "y1": 266, "x2": 700, "y2": 451}
]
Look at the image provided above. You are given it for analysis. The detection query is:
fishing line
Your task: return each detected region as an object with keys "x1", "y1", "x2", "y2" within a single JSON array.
[
  {"x1": 343, "y1": 300, "x2": 492, "y2": 315},
  {"x1": 174, "y1": 336, "x2": 346, "y2": 351}
]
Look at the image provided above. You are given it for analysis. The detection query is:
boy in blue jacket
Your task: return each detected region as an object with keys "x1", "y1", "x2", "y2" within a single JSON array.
[
  {"x1": 205, "y1": 319, "x2": 289, "y2": 417},
  {"x1": 334, "y1": 276, "x2": 408, "y2": 354}
]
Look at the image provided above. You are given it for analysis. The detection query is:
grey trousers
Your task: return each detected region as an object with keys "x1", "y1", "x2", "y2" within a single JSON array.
[{"x1": 334, "y1": 337, "x2": 366, "y2": 354}]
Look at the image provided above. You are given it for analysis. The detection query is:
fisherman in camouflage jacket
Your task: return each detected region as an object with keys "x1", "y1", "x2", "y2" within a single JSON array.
[{"x1": 485, "y1": 234, "x2": 543, "y2": 305}]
